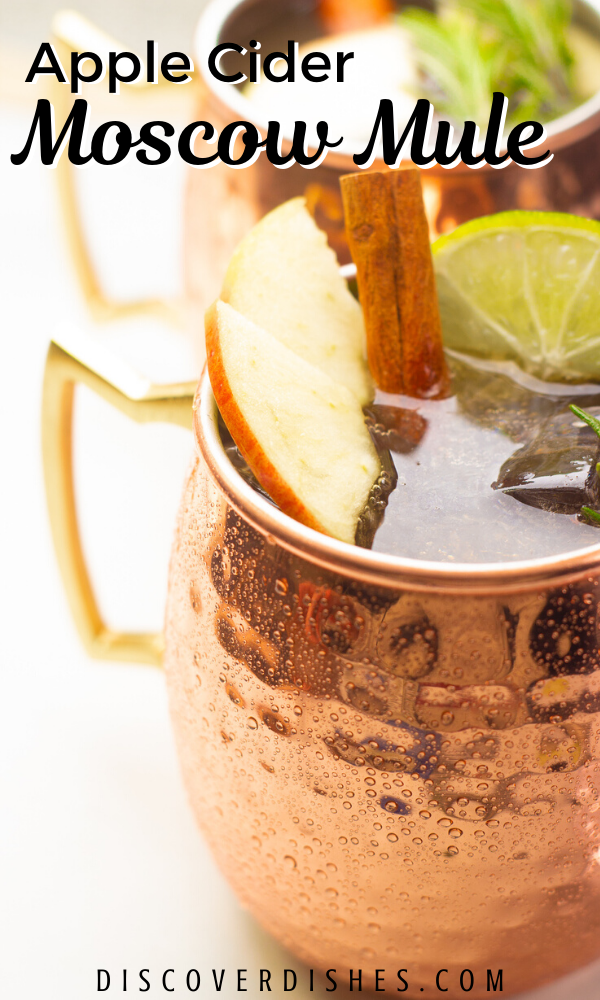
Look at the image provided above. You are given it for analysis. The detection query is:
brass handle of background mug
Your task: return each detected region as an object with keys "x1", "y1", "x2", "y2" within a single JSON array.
[
  {"x1": 51, "y1": 10, "x2": 191, "y2": 325},
  {"x1": 42, "y1": 340, "x2": 197, "y2": 666}
]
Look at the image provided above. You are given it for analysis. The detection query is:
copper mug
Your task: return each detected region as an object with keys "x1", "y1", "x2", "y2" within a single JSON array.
[
  {"x1": 186, "y1": 0, "x2": 600, "y2": 321},
  {"x1": 50, "y1": 0, "x2": 600, "y2": 329},
  {"x1": 43, "y1": 342, "x2": 600, "y2": 998}
]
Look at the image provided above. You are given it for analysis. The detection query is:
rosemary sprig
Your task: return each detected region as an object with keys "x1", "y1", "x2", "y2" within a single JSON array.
[
  {"x1": 570, "y1": 405, "x2": 600, "y2": 525},
  {"x1": 570, "y1": 403, "x2": 600, "y2": 438},
  {"x1": 399, "y1": 0, "x2": 578, "y2": 128}
]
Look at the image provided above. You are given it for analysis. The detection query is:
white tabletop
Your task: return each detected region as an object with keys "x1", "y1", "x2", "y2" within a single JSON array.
[{"x1": 2, "y1": 75, "x2": 600, "y2": 1000}]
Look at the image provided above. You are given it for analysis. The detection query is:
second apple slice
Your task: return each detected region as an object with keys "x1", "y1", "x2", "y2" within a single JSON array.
[{"x1": 206, "y1": 300, "x2": 381, "y2": 545}]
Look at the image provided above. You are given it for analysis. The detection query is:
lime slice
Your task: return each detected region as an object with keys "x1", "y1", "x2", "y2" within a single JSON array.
[{"x1": 432, "y1": 211, "x2": 600, "y2": 382}]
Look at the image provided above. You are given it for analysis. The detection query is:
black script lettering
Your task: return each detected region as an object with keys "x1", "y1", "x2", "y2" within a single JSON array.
[
  {"x1": 178, "y1": 121, "x2": 219, "y2": 167},
  {"x1": 139, "y1": 969, "x2": 150, "y2": 992},
  {"x1": 136, "y1": 121, "x2": 174, "y2": 164},
  {"x1": 436, "y1": 970, "x2": 449, "y2": 992},
  {"x1": 262, "y1": 121, "x2": 294, "y2": 166},
  {"x1": 506, "y1": 121, "x2": 551, "y2": 167},
  {"x1": 290, "y1": 120, "x2": 342, "y2": 167},
  {"x1": 354, "y1": 98, "x2": 435, "y2": 168},
  {"x1": 163, "y1": 969, "x2": 174, "y2": 991},
  {"x1": 483, "y1": 93, "x2": 510, "y2": 167},
  {"x1": 218, "y1": 121, "x2": 262, "y2": 167},
  {"x1": 11, "y1": 98, "x2": 91, "y2": 166},
  {"x1": 375, "y1": 970, "x2": 385, "y2": 992},
  {"x1": 326, "y1": 969, "x2": 337, "y2": 992},
  {"x1": 90, "y1": 121, "x2": 134, "y2": 165},
  {"x1": 260, "y1": 969, "x2": 271, "y2": 991},
  {"x1": 397, "y1": 970, "x2": 408, "y2": 992},
  {"x1": 238, "y1": 969, "x2": 248, "y2": 991},
  {"x1": 434, "y1": 120, "x2": 484, "y2": 168}
]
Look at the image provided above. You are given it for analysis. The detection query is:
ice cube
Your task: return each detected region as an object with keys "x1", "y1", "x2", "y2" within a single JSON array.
[{"x1": 493, "y1": 407, "x2": 600, "y2": 514}]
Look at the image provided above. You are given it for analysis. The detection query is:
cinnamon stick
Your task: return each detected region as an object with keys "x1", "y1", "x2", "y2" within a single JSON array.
[
  {"x1": 319, "y1": 0, "x2": 393, "y2": 33},
  {"x1": 341, "y1": 169, "x2": 450, "y2": 399}
]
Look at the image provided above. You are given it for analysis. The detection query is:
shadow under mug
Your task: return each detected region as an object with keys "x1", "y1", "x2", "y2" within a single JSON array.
[{"x1": 43, "y1": 337, "x2": 600, "y2": 996}]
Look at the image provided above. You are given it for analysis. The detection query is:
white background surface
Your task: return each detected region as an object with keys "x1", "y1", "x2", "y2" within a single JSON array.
[{"x1": 2, "y1": 6, "x2": 600, "y2": 998}]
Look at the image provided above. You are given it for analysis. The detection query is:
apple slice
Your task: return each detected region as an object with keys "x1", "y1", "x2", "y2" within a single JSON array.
[
  {"x1": 206, "y1": 300, "x2": 381, "y2": 544},
  {"x1": 220, "y1": 198, "x2": 373, "y2": 406}
]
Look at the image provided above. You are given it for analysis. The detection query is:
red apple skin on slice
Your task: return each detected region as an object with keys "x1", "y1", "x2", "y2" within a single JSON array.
[
  {"x1": 206, "y1": 303, "x2": 322, "y2": 535},
  {"x1": 206, "y1": 301, "x2": 381, "y2": 545}
]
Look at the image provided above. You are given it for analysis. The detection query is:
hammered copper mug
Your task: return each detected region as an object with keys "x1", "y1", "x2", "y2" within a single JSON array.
[{"x1": 43, "y1": 342, "x2": 600, "y2": 998}]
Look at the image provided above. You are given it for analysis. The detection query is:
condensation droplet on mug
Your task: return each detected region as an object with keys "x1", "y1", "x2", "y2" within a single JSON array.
[
  {"x1": 448, "y1": 828, "x2": 463, "y2": 839},
  {"x1": 275, "y1": 578, "x2": 288, "y2": 596},
  {"x1": 248, "y1": 717, "x2": 259, "y2": 730},
  {"x1": 283, "y1": 855, "x2": 297, "y2": 869}
]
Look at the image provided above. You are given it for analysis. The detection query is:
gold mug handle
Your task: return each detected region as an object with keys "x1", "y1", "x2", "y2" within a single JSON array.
[
  {"x1": 51, "y1": 10, "x2": 189, "y2": 325},
  {"x1": 42, "y1": 339, "x2": 197, "y2": 666}
]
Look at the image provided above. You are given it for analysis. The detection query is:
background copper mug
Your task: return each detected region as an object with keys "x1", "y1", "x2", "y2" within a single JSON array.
[
  {"x1": 43, "y1": 341, "x2": 600, "y2": 997},
  {"x1": 52, "y1": 1, "x2": 600, "y2": 333},
  {"x1": 185, "y1": 0, "x2": 600, "y2": 322}
]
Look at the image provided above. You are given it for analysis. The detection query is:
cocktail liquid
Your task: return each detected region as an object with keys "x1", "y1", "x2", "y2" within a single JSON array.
[{"x1": 219, "y1": 353, "x2": 600, "y2": 562}]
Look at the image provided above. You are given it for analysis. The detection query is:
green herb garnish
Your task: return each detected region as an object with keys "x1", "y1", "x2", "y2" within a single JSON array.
[
  {"x1": 399, "y1": 0, "x2": 577, "y2": 128},
  {"x1": 570, "y1": 403, "x2": 600, "y2": 438},
  {"x1": 570, "y1": 405, "x2": 600, "y2": 524},
  {"x1": 581, "y1": 505, "x2": 600, "y2": 524}
]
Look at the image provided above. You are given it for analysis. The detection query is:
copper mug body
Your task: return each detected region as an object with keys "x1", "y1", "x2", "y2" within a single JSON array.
[
  {"x1": 185, "y1": 0, "x2": 600, "y2": 320},
  {"x1": 163, "y1": 372, "x2": 600, "y2": 997}
]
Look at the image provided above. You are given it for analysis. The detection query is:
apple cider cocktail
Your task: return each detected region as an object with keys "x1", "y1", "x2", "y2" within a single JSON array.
[{"x1": 165, "y1": 170, "x2": 600, "y2": 995}]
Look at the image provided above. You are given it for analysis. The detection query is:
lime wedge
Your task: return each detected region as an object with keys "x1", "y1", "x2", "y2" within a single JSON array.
[{"x1": 432, "y1": 211, "x2": 600, "y2": 382}]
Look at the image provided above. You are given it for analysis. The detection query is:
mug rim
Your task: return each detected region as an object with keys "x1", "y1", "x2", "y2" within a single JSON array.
[
  {"x1": 194, "y1": 0, "x2": 600, "y2": 163},
  {"x1": 194, "y1": 369, "x2": 600, "y2": 595}
]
